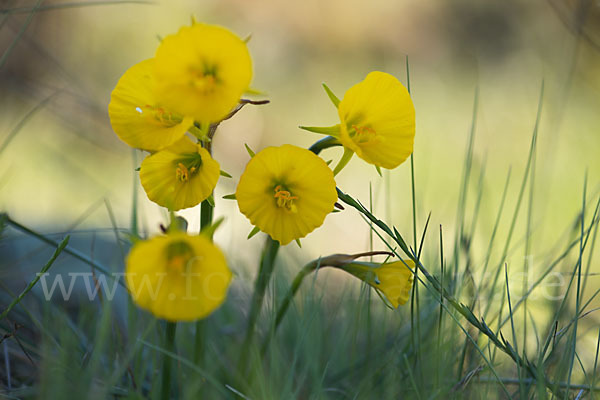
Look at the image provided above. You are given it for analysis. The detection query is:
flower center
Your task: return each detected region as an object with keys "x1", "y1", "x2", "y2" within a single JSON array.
[
  {"x1": 138, "y1": 105, "x2": 182, "y2": 127},
  {"x1": 351, "y1": 124, "x2": 378, "y2": 145},
  {"x1": 176, "y1": 163, "x2": 195, "y2": 182},
  {"x1": 175, "y1": 154, "x2": 203, "y2": 183},
  {"x1": 274, "y1": 185, "x2": 298, "y2": 213},
  {"x1": 190, "y1": 64, "x2": 219, "y2": 94},
  {"x1": 166, "y1": 241, "x2": 194, "y2": 273}
]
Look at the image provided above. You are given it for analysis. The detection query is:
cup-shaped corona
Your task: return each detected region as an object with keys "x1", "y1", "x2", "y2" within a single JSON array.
[
  {"x1": 139, "y1": 136, "x2": 220, "y2": 211},
  {"x1": 236, "y1": 144, "x2": 337, "y2": 245},
  {"x1": 153, "y1": 23, "x2": 252, "y2": 124},
  {"x1": 108, "y1": 59, "x2": 194, "y2": 151},
  {"x1": 125, "y1": 232, "x2": 232, "y2": 321}
]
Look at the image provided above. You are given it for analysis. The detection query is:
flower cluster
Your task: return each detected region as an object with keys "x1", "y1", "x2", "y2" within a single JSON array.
[
  {"x1": 108, "y1": 22, "x2": 254, "y2": 321},
  {"x1": 109, "y1": 20, "x2": 417, "y2": 322},
  {"x1": 109, "y1": 22, "x2": 252, "y2": 211}
]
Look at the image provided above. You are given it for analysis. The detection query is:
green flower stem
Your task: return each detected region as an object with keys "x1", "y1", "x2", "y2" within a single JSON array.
[
  {"x1": 160, "y1": 321, "x2": 177, "y2": 400},
  {"x1": 194, "y1": 199, "x2": 214, "y2": 366},
  {"x1": 308, "y1": 135, "x2": 341, "y2": 155},
  {"x1": 260, "y1": 251, "x2": 392, "y2": 356},
  {"x1": 260, "y1": 262, "x2": 315, "y2": 356},
  {"x1": 239, "y1": 236, "x2": 280, "y2": 371}
]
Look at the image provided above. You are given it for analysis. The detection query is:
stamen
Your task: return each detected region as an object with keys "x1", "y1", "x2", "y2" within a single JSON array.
[
  {"x1": 166, "y1": 241, "x2": 194, "y2": 273},
  {"x1": 190, "y1": 69, "x2": 217, "y2": 94},
  {"x1": 176, "y1": 163, "x2": 190, "y2": 182},
  {"x1": 351, "y1": 124, "x2": 377, "y2": 144},
  {"x1": 175, "y1": 154, "x2": 203, "y2": 183},
  {"x1": 274, "y1": 185, "x2": 298, "y2": 213},
  {"x1": 143, "y1": 104, "x2": 179, "y2": 126}
]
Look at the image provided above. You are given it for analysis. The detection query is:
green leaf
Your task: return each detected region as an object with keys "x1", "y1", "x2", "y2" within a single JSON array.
[
  {"x1": 295, "y1": 239, "x2": 302, "y2": 248},
  {"x1": 247, "y1": 226, "x2": 261, "y2": 239},
  {"x1": 245, "y1": 143, "x2": 256, "y2": 158},
  {"x1": 375, "y1": 166, "x2": 383, "y2": 177},
  {"x1": 220, "y1": 170, "x2": 233, "y2": 178},
  {"x1": 201, "y1": 217, "x2": 224, "y2": 240},
  {"x1": 322, "y1": 83, "x2": 341, "y2": 108},
  {"x1": 207, "y1": 194, "x2": 215, "y2": 207},
  {"x1": 222, "y1": 194, "x2": 237, "y2": 200},
  {"x1": 299, "y1": 125, "x2": 340, "y2": 136},
  {"x1": 189, "y1": 123, "x2": 209, "y2": 141},
  {"x1": 333, "y1": 148, "x2": 354, "y2": 176},
  {"x1": 245, "y1": 87, "x2": 265, "y2": 96},
  {"x1": 0, "y1": 235, "x2": 69, "y2": 321}
]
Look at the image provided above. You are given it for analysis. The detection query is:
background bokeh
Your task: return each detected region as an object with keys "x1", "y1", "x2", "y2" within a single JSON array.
[{"x1": 1, "y1": 0, "x2": 599, "y2": 341}]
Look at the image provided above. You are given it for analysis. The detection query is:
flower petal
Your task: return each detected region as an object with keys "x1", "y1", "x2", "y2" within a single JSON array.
[
  {"x1": 338, "y1": 71, "x2": 415, "y2": 169},
  {"x1": 108, "y1": 59, "x2": 193, "y2": 151},
  {"x1": 154, "y1": 24, "x2": 253, "y2": 123},
  {"x1": 236, "y1": 144, "x2": 337, "y2": 245}
]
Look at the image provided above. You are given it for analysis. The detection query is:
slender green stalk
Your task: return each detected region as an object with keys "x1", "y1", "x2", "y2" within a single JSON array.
[
  {"x1": 5, "y1": 215, "x2": 122, "y2": 286},
  {"x1": 0, "y1": 236, "x2": 69, "y2": 320},
  {"x1": 0, "y1": 0, "x2": 42, "y2": 69},
  {"x1": 405, "y1": 56, "x2": 422, "y2": 377},
  {"x1": 161, "y1": 322, "x2": 177, "y2": 400},
  {"x1": 436, "y1": 225, "x2": 444, "y2": 389},
  {"x1": 308, "y1": 135, "x2": 341, "y2": 155},
  {"x1": 482, "y1": 81, "x2": 544, "y2": 320},
  {"x1": 239, "y1": 236, "x2": 280, "y2": 371},
  {"x1": 336, "y1": 187, "x2": 565, "y2": 398},
  {"x1": 260, "y1": 262, "x2": 315, "y2": 356},
  {"x1": 259, "y1": 251, "x2": 394, "y2": 357},
  {"x1": 565, "y1": 174, "x2": 587, "y2": 397},
  {"x1": 194, "y1": 199, "x2": 214, "y2": 366}
]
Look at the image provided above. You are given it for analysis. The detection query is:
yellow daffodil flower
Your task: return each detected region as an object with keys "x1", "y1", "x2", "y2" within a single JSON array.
[
  {"x1": 126, "y1": 231, "x2": 232, "y2": 321},
  {"x1": 153, "y1": 23, "x2": 252, "y2": 124},
  {"x1": 341, "y1": 260, "x2": 414, "y2": 308},
  {"x1": 338, "y1": 71, "x2": 415, "y2": 169},
  {"x1": 108, "y1": 58, "x2": 194, "y2": 151},
  {"x1": 236, "y1": 144, "x2": 337, "y2": 245},
  {"x1": 139, "y1": 136, "x2": 220, "y2": 211},
  {"x1": 302, "y1": 71, "x2": 415, "y2": 173}
]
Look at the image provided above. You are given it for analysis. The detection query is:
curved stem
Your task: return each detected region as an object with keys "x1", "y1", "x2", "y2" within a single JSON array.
[
  {"x1": 260, "y1": 251, "x2": 392, "y2": 356},
  {"x1": 308, "y1": 135, "x2": 342, "y2": 155}
]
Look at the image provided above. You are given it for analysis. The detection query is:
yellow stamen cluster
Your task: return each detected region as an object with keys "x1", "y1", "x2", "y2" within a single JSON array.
[
  {"x1": 351, "y1": 124, "x2": 378, "y2": 144},
  {"x1": 274, "y1": 185, "x2": 298, "y2": 213},
  {"x1": 167, "y1": 254, "x2": 188, "y2": 272},
  {"x1": 142, "y1": 105, "x2": 180, "y2": 126},
  {"x1": 191, "y1": 72, "x2": 217, "y2": 93},
  {"x1": 175, "y1": 162, "x2": 196, "y2": 182}
]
